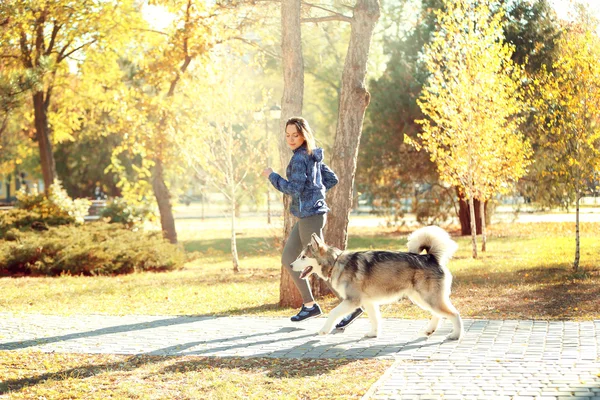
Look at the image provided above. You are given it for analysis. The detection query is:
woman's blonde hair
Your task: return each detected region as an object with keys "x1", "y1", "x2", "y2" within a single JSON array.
[{"x1": 286, "y1": 117, "x2": 316, "y2": 155}]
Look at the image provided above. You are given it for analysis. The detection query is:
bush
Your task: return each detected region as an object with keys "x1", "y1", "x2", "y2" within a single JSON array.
[
  {"x1": 0, "y1": 223, "x2": 185, "y2": 276},
  {"x1": 11, "y1": 180, "x2": 91, "y2": 229},
  {"x1": 100, "y1": 197, "x2": 156, "y2": 227},
  {"x1": 0, "y1": 208, "x2": 74, "y2": 238}
]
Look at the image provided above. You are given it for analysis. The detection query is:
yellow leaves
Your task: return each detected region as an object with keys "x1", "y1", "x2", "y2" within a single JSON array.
[{"x1": 415, "y1": 0, "x2": 530, "y2": 202}]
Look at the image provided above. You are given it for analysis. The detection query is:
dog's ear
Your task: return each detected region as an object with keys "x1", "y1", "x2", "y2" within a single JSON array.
[{"x1": 310, "y1": 233, "x2": 325, "y2": 254}]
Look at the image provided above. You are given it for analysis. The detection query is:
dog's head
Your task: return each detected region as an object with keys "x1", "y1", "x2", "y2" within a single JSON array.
[{"x1": 291, "y1": 233, "x2": 328, "y2": 280}]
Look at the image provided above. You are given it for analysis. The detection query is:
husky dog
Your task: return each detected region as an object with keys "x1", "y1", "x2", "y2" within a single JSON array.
[{"x1": 291, "y1": 226, "x2": 463, "y2": 340}]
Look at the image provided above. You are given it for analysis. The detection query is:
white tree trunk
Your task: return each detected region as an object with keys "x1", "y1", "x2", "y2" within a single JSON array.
[
  {"x1": 468, "y1": 196, "x2": 478, "y2": 259},
  {"x1": 231, "y1": 184, "x2": 240, "y2": 273},
  {"x1": 574, "y1": 191, "x2": 580, "y2": 271},
  {"x1": 480, "y1": 197, "x2": 487, "y2": 252}
]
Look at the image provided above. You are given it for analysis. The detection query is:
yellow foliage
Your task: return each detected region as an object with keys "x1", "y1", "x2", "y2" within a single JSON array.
[{"x1": 415, "y1": 0, "x2": 531, "y2": 202}]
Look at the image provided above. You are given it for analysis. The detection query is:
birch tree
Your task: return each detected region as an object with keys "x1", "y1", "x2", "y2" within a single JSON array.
[
  {"x1": 531, "y1": 5, "x2": 600, "y2": 271},
  {"x1": 412, "y1": 0, "x2": 531, "y2": 258},
  {"x1": 173, "y1": 55, "x2": 265, "y2": 272}
]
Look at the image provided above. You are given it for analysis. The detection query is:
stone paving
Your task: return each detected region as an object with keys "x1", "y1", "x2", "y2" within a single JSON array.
[{"x1": 1, "y1": 312, "x2": 599, "y2": 399}]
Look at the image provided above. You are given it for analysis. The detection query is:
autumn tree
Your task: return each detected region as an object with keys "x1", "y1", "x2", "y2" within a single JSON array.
[
  {"x1": 531, "y1": 5, "x2": 600, "y2": 271},
  {"x1": 111, "y1": 0, "x2": 264, "y2": 244},
  {"x1": 173, "y1": 54, "x2": 265, "y2": 272},
  {"x1": 413, "y1": 0, "x2": 531, "y2": 258},
  {"x1": 0, "y1": 0, "x2": 137, "y2": 193},
  {"x1": 358, "y1": 0, "x2": 558, "y2": 234}
]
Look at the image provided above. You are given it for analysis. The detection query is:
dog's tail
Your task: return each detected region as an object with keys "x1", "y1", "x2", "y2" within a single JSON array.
[{"x1": 407, "y1": 225, "x2": 458, "y2": 266}]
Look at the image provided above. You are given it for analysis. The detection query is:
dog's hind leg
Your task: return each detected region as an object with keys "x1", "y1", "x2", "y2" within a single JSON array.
[
  {"x1": 436, "y1": 299, "x2": 463, "y2": 340},
  {"x1": 424, "y1": 296, "x2": 463, "y2": 340},
  {"x1": 318, "y1": 300, "x2": 357, "y2": 335},
  {"x1": 362, "y1": 301, "x2": 381, "y2": 338},
  {"x1": 407, "y1": 292, "x2": 441, "y2": 337}
]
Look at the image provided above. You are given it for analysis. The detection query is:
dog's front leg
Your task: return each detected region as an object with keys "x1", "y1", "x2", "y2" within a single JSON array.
[
  {"x1": 318, "y1": 300, "x2": 357, "y2": 335},
  {"x1": 362, "y1": 302, "x2": 381, "y2": 338}
]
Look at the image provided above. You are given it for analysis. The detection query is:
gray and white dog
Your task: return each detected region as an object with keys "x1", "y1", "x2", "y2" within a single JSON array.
[{"x1": 291, "y1": 225, "x2": 463, "y2": 340}]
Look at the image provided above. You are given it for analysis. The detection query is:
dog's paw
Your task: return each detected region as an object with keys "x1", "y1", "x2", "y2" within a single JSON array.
[
  {"x1": 318, "y1": 329, "x2": 329, "y2": 335},
  {"x1": 446, "y1": 331, "x2": 462, "y2": 340},
  {"x1": 423, "y1": 329, "x2": 435, "y2": 336},
  {"x1": 363, "y1": 331, "x2": 379, "y2": 338}
]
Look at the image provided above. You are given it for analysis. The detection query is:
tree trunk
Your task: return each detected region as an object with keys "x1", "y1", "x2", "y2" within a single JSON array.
[
  {"x1": 324, "y1": 0, "x2": 381, "y2": 250},
  {"x1": 480, "y1": 197, "x2": 487, "y2": 252},
  {"x1": 152, "y1": 157, "x2": 178, "y2": 244},
  {"x1": 32, "y1": 91, "x2": 56, "y2": 192},
  {"x1": 573, "y1": 191, "x2": 580, "y2": 271},
  {"x1": 278, "y1": 0, "x2": 305, "y2": 308},
  {"x1": 468, "y1": 196, "x2": 478, "y2": 259},
  {"x1": 231, "y1": 189, "x2": 240, "y2": 273},
  {"x1": 457, "y1": 187, "x2": 486, "y2": 235}
]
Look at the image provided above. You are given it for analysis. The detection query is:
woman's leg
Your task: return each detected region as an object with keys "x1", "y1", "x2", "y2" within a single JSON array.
[{"x1": 281, "y1": 221, "x2": 315, "y2": 304}]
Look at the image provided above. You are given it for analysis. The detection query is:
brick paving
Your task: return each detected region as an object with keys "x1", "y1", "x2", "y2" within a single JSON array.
[{"x1": 1, "y1": 313, "x2": 599, "y2": 399}]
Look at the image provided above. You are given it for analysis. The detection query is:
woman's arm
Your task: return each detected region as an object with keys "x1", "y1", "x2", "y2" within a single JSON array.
[
  {"x1": 321, "y1": 163, "x2": 339, "y2": 190},
  {"x1": 268, "y1": 158, "x2": 307, "y2": 195}
]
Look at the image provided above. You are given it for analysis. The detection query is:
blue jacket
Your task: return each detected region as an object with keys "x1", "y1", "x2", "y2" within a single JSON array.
[{"x1": 269, "y1": 147, "x2": 338, "y2": 218}]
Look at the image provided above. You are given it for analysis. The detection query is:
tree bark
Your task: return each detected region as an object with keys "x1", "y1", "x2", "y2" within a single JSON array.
[
  {"x1": 152, "y1": 157, "x2": 178, "y2": 244},
  {"x1": 324, "y1": 0, "x2": 381, "y2": 250},
  {"x1": 32, "y1": 91, "x2": 56, "y2": 192},
  {"x1": 278, "y1": 0, "x2": 305, "y2": 308},
  {"x1": 457, "y1": 188, "x2": 486, "y2": 235}
]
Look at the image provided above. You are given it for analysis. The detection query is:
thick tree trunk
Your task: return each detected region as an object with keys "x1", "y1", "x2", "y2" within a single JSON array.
[
  {"x1": 468, "y1": 196, "x2": 478, "y2": 259},
  {"x1": 152, "y1": 157, "x2": 178, "y2": 244},
  {"x1": 278, "y1": 0, "x2": 305, "y2": 308},
  {"x1": 32, "y1": 91, "x2": 56, "y2": 192},
  {"x1": 325, "y1": 0, "x2": 381, "y2": 250}
]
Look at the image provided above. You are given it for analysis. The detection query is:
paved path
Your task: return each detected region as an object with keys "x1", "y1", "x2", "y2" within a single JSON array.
[{"x1": 1, "y1": 313, "x2": 599, "y2": 399}]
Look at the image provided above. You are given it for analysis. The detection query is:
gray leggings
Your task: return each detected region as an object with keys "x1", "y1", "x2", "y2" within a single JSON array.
[{"x1": 281, "y1": 213, "x2": 327, "y2": 304}]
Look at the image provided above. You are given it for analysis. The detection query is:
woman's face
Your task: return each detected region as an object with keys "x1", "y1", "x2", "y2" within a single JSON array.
[{"x1": 286, "y1": 124, "x2": 305, "y2": 151}]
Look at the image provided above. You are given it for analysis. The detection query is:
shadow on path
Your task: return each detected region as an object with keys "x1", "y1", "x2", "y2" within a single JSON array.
[{"x1": 0, "y1": 315, "x2": 216, "y2": 351}]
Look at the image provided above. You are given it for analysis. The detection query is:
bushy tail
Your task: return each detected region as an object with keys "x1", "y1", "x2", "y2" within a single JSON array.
[{"x1": 407, "y1": 226, "x2": 458, "y2": 266}]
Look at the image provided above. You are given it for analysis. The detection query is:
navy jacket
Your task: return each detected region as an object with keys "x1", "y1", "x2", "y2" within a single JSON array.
[{"x1": 268, "y1": 147, "x2": 338, "y2": 218}]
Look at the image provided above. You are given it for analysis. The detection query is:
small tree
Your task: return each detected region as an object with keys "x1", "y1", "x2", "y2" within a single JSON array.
[
  {"x1": 412, "y1": 0, "x2": 531, "y2": 258},
  {"x1": 531, "y1": 5, "x2": 600, "y2": 271},
  {"x1": 173, "y1": 54, "x2": 265, "y2": 272}
]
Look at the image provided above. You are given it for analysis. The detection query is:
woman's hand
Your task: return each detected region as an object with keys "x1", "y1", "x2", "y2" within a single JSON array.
[{"x1": 262, "y1": 167, "x2": 274, "y2": 177}]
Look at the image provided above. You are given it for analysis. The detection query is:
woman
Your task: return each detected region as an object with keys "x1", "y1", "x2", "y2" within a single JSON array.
[{"x1": 262, "y1": 117, "x2": 361, "y2": 327}]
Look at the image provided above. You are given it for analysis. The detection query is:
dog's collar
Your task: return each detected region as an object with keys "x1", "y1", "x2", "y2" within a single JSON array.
[{"x1": 326, "y1": 252, "x2": 342, "y2": 280}]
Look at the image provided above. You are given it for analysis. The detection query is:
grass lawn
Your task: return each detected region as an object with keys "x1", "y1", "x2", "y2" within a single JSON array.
[{"x1": 1, "y1": 219, "x2": 599, "y2": 398}]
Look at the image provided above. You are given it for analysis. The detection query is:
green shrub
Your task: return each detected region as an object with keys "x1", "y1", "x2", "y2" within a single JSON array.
[
  {"x1": 0, "y1": 208, "x2": 74, "y2": 238},
  {"x1": 0, "y1": 223, "x2": 185, "y2": 276},
  {"x1": 7, "y1": 180, "x2": 91, "y2": 232},
  {"x1": 100, "y1": 197, "x2": 156, "y2": 227}
]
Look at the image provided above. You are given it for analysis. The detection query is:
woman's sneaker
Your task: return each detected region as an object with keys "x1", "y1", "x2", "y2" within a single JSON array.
[
  {"x1": 291, "y1": 304, "x2": 322, "y2": 322},
  {"x1": 335, "y1": 307, "x2": 364, "y2": 329}
]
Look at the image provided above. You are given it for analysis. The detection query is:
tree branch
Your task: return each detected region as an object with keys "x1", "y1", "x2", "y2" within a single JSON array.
[
  {"x1": 231, "y1": 36, "x2": 281, "y2": 60},
  {"x1": 302, "y1": 15, "x2": 352, "y2": 24},
  {"x1": 45, "y1": 22, "x2": 62, "y2": 56},
  {"x1": 57, "y1": 38, "x2": 98, "y2": 63}
]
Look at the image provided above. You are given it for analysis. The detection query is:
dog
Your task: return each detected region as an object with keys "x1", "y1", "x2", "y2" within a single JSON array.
[{"x1": 290, "y1": 225, "x2": 463, "y2": 340}]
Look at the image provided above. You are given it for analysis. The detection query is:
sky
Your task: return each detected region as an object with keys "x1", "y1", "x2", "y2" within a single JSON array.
[{"x1": 551, "y1": 0, "x2": 600, "y2": 19}]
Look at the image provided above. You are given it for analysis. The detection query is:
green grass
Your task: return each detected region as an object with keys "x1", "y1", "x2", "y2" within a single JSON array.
[{"x1": 1, "y1": 219, "x2": 599, "y2": 399}]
